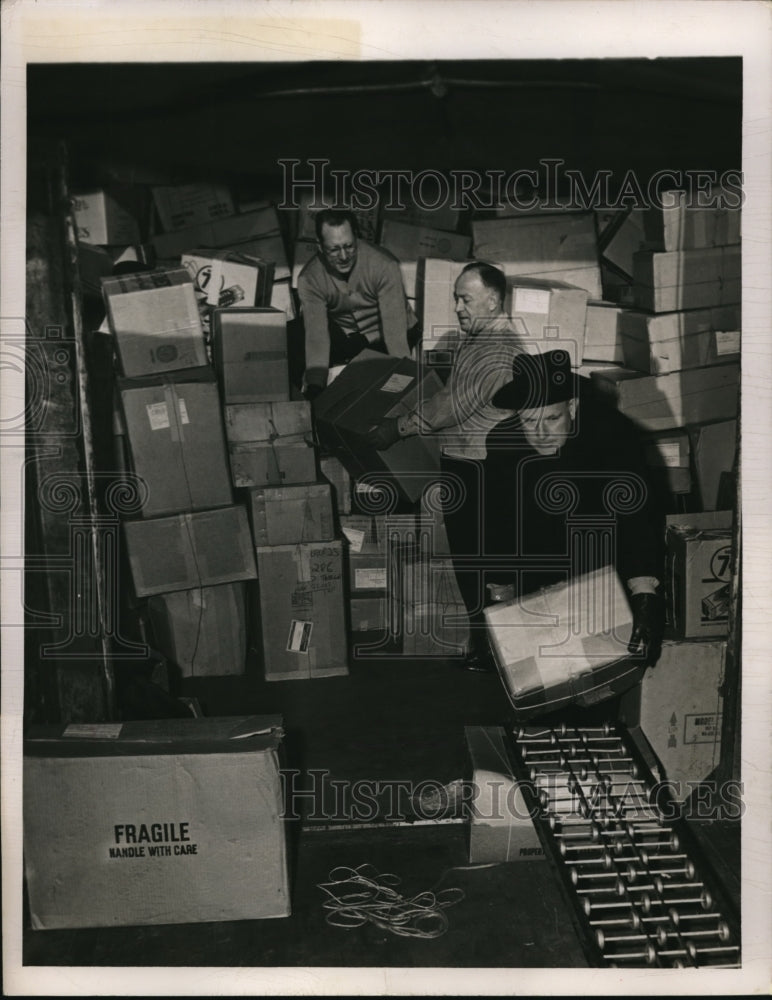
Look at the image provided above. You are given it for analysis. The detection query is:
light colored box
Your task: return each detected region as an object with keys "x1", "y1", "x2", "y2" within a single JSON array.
[
  {"x1": 180, "y1": 249, "x2": 274, "y2": 307},
  {"x1": 632, "y1": 246, "x2": 741, "y2": 313},
  {"x1": 255, "y1": 541, "x2": 348, "y2": 680},
  {"x1": 620, "y1": 639, "x2": 725, "y2": 801},
  {"x1": 619, "y1": 305, "x2": 741, "y2": 374},
  {"x1": 213, "y1": 307, "x2": 289, "y2": 405},
  {"x1": 415, "y1": 258, "x2": 467, "y2": 350},
  {"x1": 506, "y1": 276, "x2": 588, "y2": 367},
  {"x1": 643, "y1": 191, "x2": 741, "y2": 251},
  {"x1": 688, "y1": 420, "x2": 737, "y2": 511},
  {"x1": 24, "y1": 716, "x2": 289, "y2": 928},
  {"x1": 583, "y1": 301, "x2": 626, "y2": 363},
  {"x1": 72, "y1": 189, "x2": 141, "y2": 246},
  {"x1": 147, "y1": 583, "x2": 247, "y2": 678},
  {"x1": 600, "y1": 208, "x2": 647, "y2": 278},
  {"x1": 666, "y1": 511, "x2": 733, "y2": 638},
  {"x1": 465, "y1": 726, "x2": 544, "y2": 863},
  {"x1": 151, "y1": 206, "x2": 281, "y2": 260},
  {"x1": 380, "y1": 220, "x2": 471, "y2": 297},
  {"x1": 224, "y1": 400, "x2": 311, "y2": 444},
  {"x1": 484, "y1": 565, "x2": 642, "y2": 717}
]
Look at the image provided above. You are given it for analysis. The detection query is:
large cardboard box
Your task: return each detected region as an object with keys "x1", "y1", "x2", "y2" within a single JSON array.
[
  {"x1": 484, "y1": 565, "x2": 642, "y2": 717},
  {"x1": 150, "y1": 206, "x2": 281, "y2": 260},
  {"x1": 181, "y1": 249, "x2": 274, "y2": 308},
  {"x1": 225, "y1": 400, "x2": 315, "y2": 488},
  {"x1": 213, "y1": 308, "x2": 289, "y2": 404},
  {"x1": 643, "y1": 192, "x2": 741, "y2": 251},
  {"x1": 620, "y1": 639, "x2": 725, "y2": 801},
  {"x1": 688, "y1": 420, "x2": 737, "y2": 511},
  {"x1": 582, "y1": 301, "x2": 626, "y2": 364},
  {"x1": 248, "y1": 483, "x2": 335, "y2": 546},
  {"x1": 102, "y1": 268, "x2": 208, "y2": 378},
  {"x1": 152, "y1": 184, "x2": 234, "y2": 232},
  {"x1": 349, "y1": 597, "x2": 389, "y2": 632},
  {"x1": 124, "y1": 506, "x2": 257, "y2": 597},
  {"x1": 632, "y1": 246, "x2": 741, "y2": 313},
  {"x1": 415, "y1": 258, "x2": 466, "y2": 350},
  {"x1": 119, "y1": 378, "x2": 233, "y2": 517},
  {"x1": 465, "y1": 726, "x2": 544, "y2": 863},
  {"x1": 505, "y1": 277, "x2": 588, "y2": 366},
  {"x1": 255, "y1": 541, "x2": 348, "y2": 680},
  {"x1": 666, "y1": 510, "x2": 733, "y2": 638},
  {"x1": 224, "y1": 400, "x2": 312, "y2": 443},
  {"x1": 599, "y1": 208, "x2": 646, "y2": 279},
  {"x1": 399, "y1": 555, "x2": 470, "y2": 657},
  {"x1": 382, "y1": 201, "x2": 460, "y2": 233},
  {"x1": 72, "y1": 189, "x2": 141, "y2": 246},
  {"x1": 147, "y1": 583, "x2": 247, "y2": 678},
  {"x1": 471, "y1": 212, "x2": 600, "y2": 297},
  {"x1": 232, "y1": 233, "x2": 290, "y2": 281},
  {"x1": 78, "y1": 243, "x2": 153, "y2": 297},
  {"x1": 619, "y1": 305, "x2": 741, "y2": 375},
  {"x1": 379, "y1": 220, "x2": 471, "y2": 298},
  {"x1": 313, "y1": 351, "x2": 443, "y2": 504},
  {"x1": 642, "y1": 429, "x2": 692, "y2": 496},
  {"x1": 590, "y1": 362, "x2": 740, "y2": 432},
  {"x1": 24, "y1": 716, "x2": 289, "y2": 929}
]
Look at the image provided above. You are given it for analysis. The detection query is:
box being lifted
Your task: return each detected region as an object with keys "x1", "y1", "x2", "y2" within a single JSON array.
[
  {"x1": 24, "y1": 716, "x2": 289, "y2": 929},
  {"x1": 102, "y1": 268, "x2": 208, "y2": 378}
]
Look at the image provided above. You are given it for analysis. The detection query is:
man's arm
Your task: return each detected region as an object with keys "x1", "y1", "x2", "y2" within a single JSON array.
[
  {"x1": 374, "y1": 257, "x2": 411, "y2": 359},
  {"x1": 297, "y1": 264, "x2": 332, "y2": 391}
]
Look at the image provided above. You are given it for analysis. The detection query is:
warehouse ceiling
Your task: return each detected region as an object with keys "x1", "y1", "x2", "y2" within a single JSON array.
[{"x1": 27, "y1": 58, "x2": 742, "y2": 196}]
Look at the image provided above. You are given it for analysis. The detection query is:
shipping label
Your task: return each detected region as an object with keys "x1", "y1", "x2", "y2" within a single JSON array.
[
  {"x1": 380, "y1": 373, "x2": 414, "y2": 393},
  {"x1": 287, "y1": 620, "x2": 313, "y2": 654},
  {"x1": 146, "y1": 402, "x2": 170, "y2": 431},
  {"x1": 177, "y1": 399, "x2": 190, "y2": 425},
  {"x1": 683, "y1": 713, "x2": 723, "y2": 745},
  {"x1": 355, "y1": 567, "x2": 388, "y2": 590},
  {"x1": 715, "y1": 329, "x2": 741, "y2": 355},
  {"x1": 653, "y1": 441, "x2": 684, "y2": 468}
]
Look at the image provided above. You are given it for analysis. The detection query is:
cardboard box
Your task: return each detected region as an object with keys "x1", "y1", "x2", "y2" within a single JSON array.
[
  {"x1": 319, "y1": 454, "x2": 352, "y2": 515},
  {"x1": 150, "y1": 206, "x2": 281, "y2": 260},
  {"x1": 619, "y1": 305, "x2": 741, "y2": 375},
  {"x1": 313, "y1": 351, "x2": 443, "y2": 504},
  {"x1": 643, "y1": 192, "x2": 741, "y2": 251},
  {"x1": 124, "y1": 506, "x2": 257, "y2": 597},
  {"x1": 119, "y1": 378, "x2": 233, "y2": 517},
  {"x1": 147, "y1": 583, "x2": 247, "y2": 678},
  {"x1": 590, "y1": 362, "x2": 740, "y2": 432},
  {"x1": 295, "y1": 191, "x2": 378, "y2": 243},
  {"x1": 599, "y1": 208, "x2": 646, "y2": 278},
  {"x1": 415, "y1": 258, "x2": 467, "y2": 350},
  {"x1": 181, "y1": 249, "x2": 274, "y2": 308},
  {"x1": 248, "y1": 483, "x2": 335, "y2": 546},
  {"x1": 225, "y1": 401, "x2": 315, "y2": 487},
  {"x1": 399, "y1": 556, "x2": 470, "y2": 657},
  {"x1": 232, "y1": 233, "x2": 290, "y2": 282},
  {"x1": 270, "y1": 279, "x2": 296, "y2": 320},
  {"x1": 484, "y1": 566, "x2": 642, "y2": 717},
  {"x1": 213, "y1": 308, "x2": 289, "y2": 404},
  {"x1": 471, "y1": 213, "x2": 600, "y2": 293},
  {"x1": 379, "y1": 220, "x2": 471, "y2": 298},
  {"x1": 642, "y1": 429, "x2": 692, "y2": 496},
  {"x1": 77, "y1": 243, "x2": 153, "y2": 296},
  {"x1": 382, "y1": 202, "x2": 460, "y2": 233},
  {"x1": 255, "y1": 541, "x2": 348, "y2": 680},
  {"x1": 224, "y1": 400, "x2": 312, "y2": 444},
  {"x1": 666, "y1": 511, "x2": 733, "y2": 638},
  {"x1": 24, "y1": 716, "x2": 289, "y2": 929},
  {"x1": 102, "y1": 268, "x2": 208, "y2": 378},
  {"x1": 349, "y1": 597, "x2": 388, "y2": 632},
  {"x1": 632, "y1": 246, "x2": 741, "y2": 313},
  {"x1": 620, "y1": 639, "x2": 725, "y2": 801},
  {"x1": 152, "y1": 184, "x2": 234, "y2": 232},
  {"x1": 341, "y1": 513, "x2": 419, "y2": 596},
  {"x1": 72, "y1": 189, "x2": 141, "y2": 246},
  {"x1": 688, "y1": 420, "x2": 737, "y2": 511},
  {"x1": 582, "y1": 301, "x2": 626, "y2": 363},
  {"x1": 465, "y1": 726, "x2": 544, "y2": 863},
  {"x1": 505, "y1": 277, "x2": 588, "y2": 366}
]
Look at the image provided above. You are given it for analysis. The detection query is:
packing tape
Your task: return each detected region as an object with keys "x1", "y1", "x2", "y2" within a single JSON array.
[
  {"x1": 291, "y1": 544, "x2": 312, "y2": 584},
  {"x1": 164, "y1": 385, "x2": 180, "y2": 443}
]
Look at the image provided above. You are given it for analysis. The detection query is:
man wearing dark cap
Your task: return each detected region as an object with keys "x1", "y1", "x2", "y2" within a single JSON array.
[{"x1": 482, "y1": 349, "x2": 666, "y2": 669}]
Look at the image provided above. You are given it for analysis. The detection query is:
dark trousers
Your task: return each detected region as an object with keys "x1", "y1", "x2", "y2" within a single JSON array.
[{"x1": 439, "y1": 453, "x2": 490, "y2": 652}]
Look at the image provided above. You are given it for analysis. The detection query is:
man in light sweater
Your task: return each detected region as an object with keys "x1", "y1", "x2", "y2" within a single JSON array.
[
  {"x1": 367, "y1": 262, "x2": 526, "y2": 671},
  {"x1": 297, "y1": 208, "x2": 417, "y2": 400}
]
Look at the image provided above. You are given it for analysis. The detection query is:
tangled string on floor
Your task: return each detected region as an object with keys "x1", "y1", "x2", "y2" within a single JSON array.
[{"x1": 317, "y1": 864, "x2": 465, "y2": 939}]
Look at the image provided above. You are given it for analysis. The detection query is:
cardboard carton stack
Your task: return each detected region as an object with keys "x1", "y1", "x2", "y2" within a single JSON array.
[{"x1": 102, "y1": 267, "x2": 257, "y2": 680}]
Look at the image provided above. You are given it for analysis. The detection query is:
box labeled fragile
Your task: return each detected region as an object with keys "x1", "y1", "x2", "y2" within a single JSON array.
[
  {"x1": 506, "y1": 277, "x2": 588, "y2": 366},
  {"x1": 666, "y1": 511, "x2": 733, "y2": 638},
  {"x1": 147, "y1": 583, "x2": 247, "y2": 678},
  {"x1": 632, "y1": 246, "x2": 741, "y2": 313},
  {"x1": 102, "y1": 268, "x2": 208, "y2": 378},
  {"x1": 620, "y1": 639, "x2": 725, "y2": 801},
  {"x1": 465, "y1": 726, "x2": 544, "y2": 863},
  {"x1": 619, "y1": 305, "x2": 741, "y2": 375},
  {"x1": 255, "y1": 541, "x2": 348, "y2": 680},
  {"x1": 484, "y1": 566, "x2": 641, "y2": 717},
  {"x1": 24, "y1": 716, "x2": 290, "y2": 929},
  {"x1": 248, "y1": 483, "x2": 334, "y2": 546},
  {"x1": 124, "y1": 506, "x2": 257, "y2": 597},
  {"x1": 213, "y1": 308, "x2": 289, "y2": 404}
]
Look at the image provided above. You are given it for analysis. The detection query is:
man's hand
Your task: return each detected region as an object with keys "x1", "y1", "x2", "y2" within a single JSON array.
[
  {"x1": 365, "y1": 417, "x2": 402, "y2": 451},
  {"x1": 628, "y1": 592, "x2": 665, "y2": 664}
]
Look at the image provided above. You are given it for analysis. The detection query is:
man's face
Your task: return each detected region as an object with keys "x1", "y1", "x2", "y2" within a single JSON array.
[
  {"x1": 453, "y1": 270, "x2": 498, "y2": 333},
  {"x1": 319, "y1": 221, "x2": 358, "y2": 277},
  {"x1": 518, "y1": 398, "x2": 576, "y2": 455}
]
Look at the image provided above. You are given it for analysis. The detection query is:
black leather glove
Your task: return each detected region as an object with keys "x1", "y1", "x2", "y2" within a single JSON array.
[
  {"x1": 365, "y1": 417, "x2": 402, "y2": 451},
  {"x1": 303, "y1": 383, "x2": 324, "y2": 403},
  {"x1": 628, "y1": 592, "x2": 665, "y2": 664}
]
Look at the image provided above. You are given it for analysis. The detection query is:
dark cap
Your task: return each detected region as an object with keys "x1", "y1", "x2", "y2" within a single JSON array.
[{"x1": 492, "y1": 349, "x2": 578, "y2": 410}]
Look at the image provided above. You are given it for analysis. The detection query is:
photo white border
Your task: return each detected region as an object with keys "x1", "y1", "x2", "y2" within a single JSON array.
[{"x1": 2, "y1": 1, "x2": 770, "y2": 995}]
